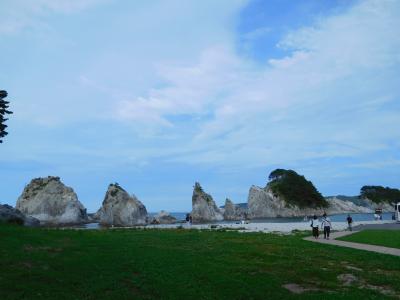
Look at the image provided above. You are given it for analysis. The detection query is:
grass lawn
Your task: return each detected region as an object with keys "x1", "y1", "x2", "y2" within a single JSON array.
[
  {"x1": 339, "y1": 230, "x2": 400, "y2": 249},
  {"x1": 1, "y1": 224, "x2": 400, "y2": 299}
]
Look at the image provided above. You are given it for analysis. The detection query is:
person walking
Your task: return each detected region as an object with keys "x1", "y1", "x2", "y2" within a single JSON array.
[
  {"x1": 310, "y1": 215, "x2": 320, "y2": 239},
  {"x1": 346, "y1": 214, "x2": 353, "y2": 231},
  {"x1": 185, "y1": 213, "x2": 192, "y2": 227},
  {"x1": 321, "y1": 213, "x2": 332, "y2": 239}
]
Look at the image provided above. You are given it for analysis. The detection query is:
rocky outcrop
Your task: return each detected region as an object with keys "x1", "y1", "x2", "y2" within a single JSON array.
[
  {"x1": 150, "y1": 211, "x2": 177, "y2": 224},
  {"x1": 325, "y1": 197, "x2": 373, "y2": 214},
  {"x1": 223, "y1": 199, "x2": 247, "y2": 220},
  {"x1": 0, "y1": 204, "x2": 40, "y2": 226},
  {"x1": 326, "y1": 196, "x2": 394, "y2": 214},
  {"x1": 363, "y1": 198, "x2": 394, "y2": 212},
  {"x1": 87, "y1": 213, "x2": 99, "y2": 223},
  {"x1": 248, "y1": 185, "x2": 325, "y2": 218},
  {"x1": 191, "y1": 182, "x2": 223, "y2": 223},
  {"x1": 16, "y1": 176, "x2": 88, "y2": 225},
  {"x1": 97, "y1": 184, "x2": 147, "y2": 226},
  {"x1": 248, "y1": 184, "x2": 396, "y2": 218}
]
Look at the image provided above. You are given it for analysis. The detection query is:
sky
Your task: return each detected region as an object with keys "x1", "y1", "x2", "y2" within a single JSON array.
[{"x1": 0, "y1": 0, "x2": 399, "y2": 212}]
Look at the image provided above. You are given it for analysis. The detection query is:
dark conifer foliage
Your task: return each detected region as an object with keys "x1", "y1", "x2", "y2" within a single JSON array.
[
  {"x1": 360, "y1": 186, "x2": 400, "y2": 203},
  {"x1": 0, "y1": 90, "x2": 13, "y2": 143},
  {"x1": 267, "y1": 169, "x2": 328, "y2": 208}
]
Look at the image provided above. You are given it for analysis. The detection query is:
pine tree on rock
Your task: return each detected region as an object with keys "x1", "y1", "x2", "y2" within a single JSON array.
[{"x1": 0, "y1": 90, "x2": 13, "y2": 143}]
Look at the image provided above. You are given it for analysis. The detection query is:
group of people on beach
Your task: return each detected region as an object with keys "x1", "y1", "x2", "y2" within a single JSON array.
[{"x1": 310, "y1": 213, "x2": 353, "y2": 239}]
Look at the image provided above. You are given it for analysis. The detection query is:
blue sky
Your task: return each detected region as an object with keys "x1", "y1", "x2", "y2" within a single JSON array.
[{"x1": 1, "y1": 0, "x2": 399, "y2": 212}]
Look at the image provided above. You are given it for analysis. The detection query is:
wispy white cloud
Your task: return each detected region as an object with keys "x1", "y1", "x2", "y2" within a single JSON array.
[
  {"x1": 114, "y1": 46, "x2": 244, "y2": 125},
  {"x1": 115, "y1": 0, "x2": 400, "y2": 169},
  {"x1": 350, "y1": 159, "x2": 400, "y2": 170},
  {"x1": 1, "y1": 0, "x2": 399, "y2": 209},
  {"x1": 2, "y1": 0, "x2": 399, "y2": 172},
  {"x1": 0, "y1": 0, "x2": 106, "y2": 35}
]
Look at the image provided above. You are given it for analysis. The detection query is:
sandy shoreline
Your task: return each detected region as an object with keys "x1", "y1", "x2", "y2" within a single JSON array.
[{"x1": 122, "y1": 219, "x2": 397, "y2": 233}]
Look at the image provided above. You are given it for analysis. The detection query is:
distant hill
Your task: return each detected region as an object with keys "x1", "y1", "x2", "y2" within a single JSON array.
[
  {"x1": 267, "y1": 169, "x2": 328, "y2": 209},
  {"x1": 360, "y1": 186, "x2": 400, "y2": 204}
]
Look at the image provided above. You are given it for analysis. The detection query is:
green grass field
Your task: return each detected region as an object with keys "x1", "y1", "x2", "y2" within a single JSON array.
[
  {"x1": 1, "y1": 224, "x2": 400, "y2": 299},
  {"x1": 339, "y1": 230, "x2": 400, "y2": 249}
]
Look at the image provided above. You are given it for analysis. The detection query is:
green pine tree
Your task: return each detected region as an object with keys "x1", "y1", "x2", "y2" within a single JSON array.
[{"x1": 0, "y1": 90, "x2": 13, "y2": 143}]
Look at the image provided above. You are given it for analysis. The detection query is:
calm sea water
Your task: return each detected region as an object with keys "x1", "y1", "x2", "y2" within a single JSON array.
[
  {"x1": 80, "y1": 212, "x2": 394, "y2": 229},
  {"x1": 170, "y1": 212, "x2": 395, "y2": 222},
  {"x1": 249, "y1": 212, "x2": 394, "y2": 223}
]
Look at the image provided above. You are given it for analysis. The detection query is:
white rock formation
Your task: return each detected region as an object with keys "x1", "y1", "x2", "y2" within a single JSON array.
[
  {"x1": 97, "y1": 184, "x2": 147, "y2": 226},
  {"x1": 223, "y1": 198, "x2": 247, "y2": 220},
  {"x1": 248, "y1": 185, "x2": 325, "y2": 218},
  {"x1": 362, "y1": 198, "x2": 394, "y2": 212},
  {"x1": 191, "y1": 182, "x2": 223, "y2": 223},
  {"x1": 248, "y1": 185, "x2": 396, "y2": 218},
  {"x1": 16, "y1": 176, "x2": 87, "y2": 224},
  {"x1": 325, "y1": 197, "x2": 373, "y2": 214}
]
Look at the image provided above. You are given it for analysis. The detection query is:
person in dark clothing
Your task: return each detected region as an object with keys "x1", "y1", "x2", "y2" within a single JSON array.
[{"x1": 346, "y1": 215, "x2": 353, "y2": 231}]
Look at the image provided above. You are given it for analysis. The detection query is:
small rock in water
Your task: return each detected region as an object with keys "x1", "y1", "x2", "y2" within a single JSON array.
[{"x1": 151, "y1": 210, "x2": 177, "y2": 224}]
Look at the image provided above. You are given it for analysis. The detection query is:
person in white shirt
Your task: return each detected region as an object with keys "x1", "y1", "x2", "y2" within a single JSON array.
[
  {"x1": 310, "y1": 215, "x2": 320, "y2": 239},
  {"x1": 321, "y1": 213, "x2": 332, "y2": 239}
]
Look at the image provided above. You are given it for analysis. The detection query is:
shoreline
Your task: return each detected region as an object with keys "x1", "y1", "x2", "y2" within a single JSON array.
[
  {"x1": 142, "y1": 220, "x2": 397, "y2": 233},
  {"x1": 65, "y1": 219, "x2": 398, "y2": 233}
]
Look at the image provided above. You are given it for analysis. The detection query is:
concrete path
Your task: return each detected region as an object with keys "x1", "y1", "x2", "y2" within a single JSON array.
[
  {"x1": 304, "y1": 230, "x2": 400, "y2": 257},
  {"x1": 353, "y1": 222, "x2": 400, "y2": 231}
]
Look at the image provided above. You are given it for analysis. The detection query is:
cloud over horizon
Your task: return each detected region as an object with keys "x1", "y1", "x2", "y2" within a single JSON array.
[
  {"x1": 1, "y1": 0, "x2": 399, "y2": 211},
  {"x1": 115, "y1": 0, "x2": 400, "y2": 168}
]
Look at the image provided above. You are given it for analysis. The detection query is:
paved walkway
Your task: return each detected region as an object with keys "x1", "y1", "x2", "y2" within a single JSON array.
[
  {"x1": 304, "y1": 230, "x2": 400, "y2": 257},
  {"x1": 353, "y1": 222, "x2": 400, "y2": 231}
]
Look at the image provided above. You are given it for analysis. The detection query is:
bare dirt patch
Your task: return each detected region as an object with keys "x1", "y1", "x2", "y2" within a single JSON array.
[
  {"x1": 360, "y1": 284, "x2": 398, "y2": 297},
  {"x1": 345, "y1": 265, "x2": 363, "y2": 272},
  {"x1": 337, "y1": 273, "x2": 358, "y2": 286},
  {"x1": 338, "y1": 273, "x2": 399, "y2": 297},
  {"x1": 282, "y1": 283, "x2": 319, "y2": 294},
  {"x1": 375, "y1": 268, "x2": 400, "y2": 276}
]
